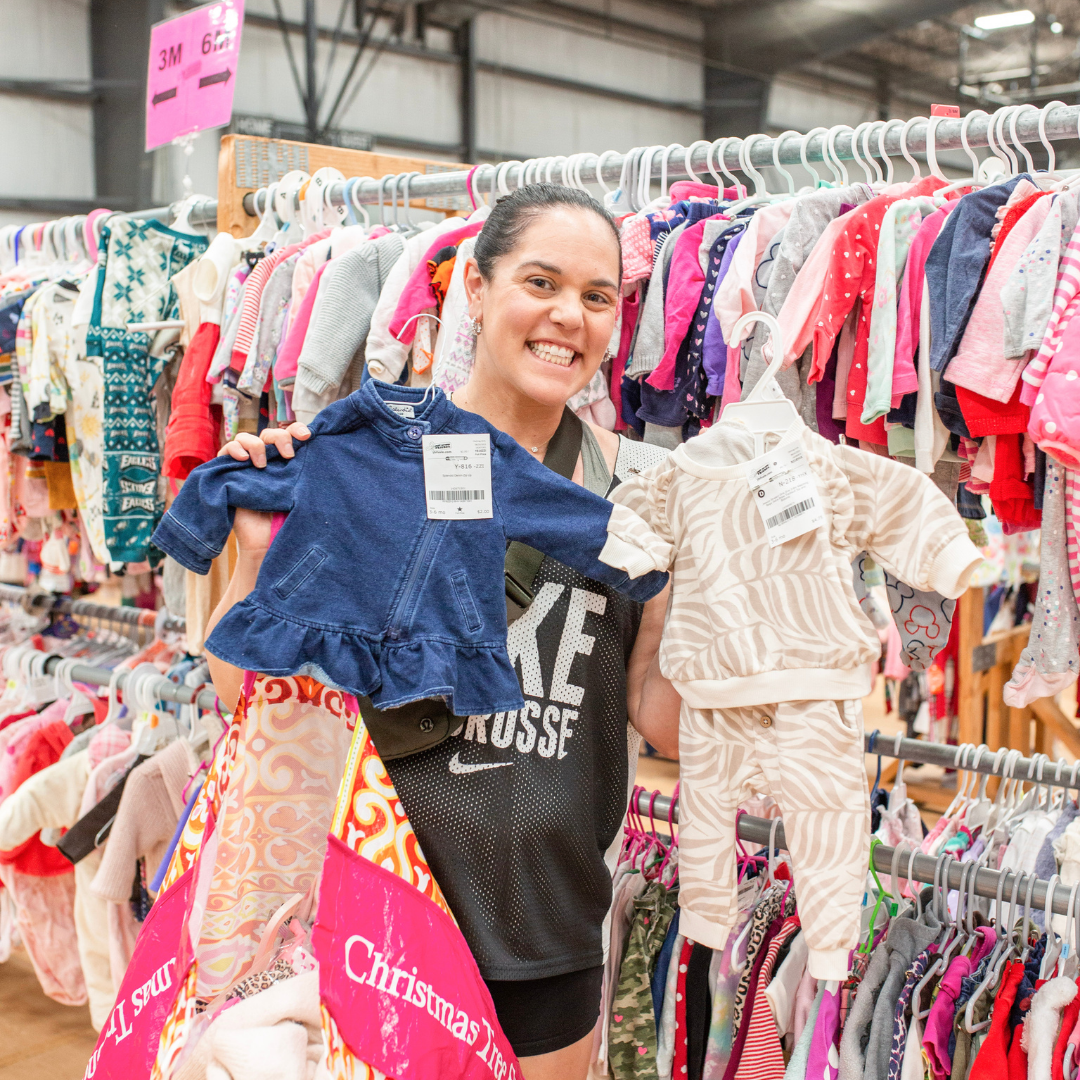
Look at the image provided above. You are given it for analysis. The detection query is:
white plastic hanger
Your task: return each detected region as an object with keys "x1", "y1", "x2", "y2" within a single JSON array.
[
  {"x1": 720, "y1": 312, "x2": 800, "y2": 440},
  {"x1": 708, "y1": 137, "x2": 745, "y2": 197},
  {"x1": 860, "y1": 122, "x2": 885, "y2": 186},
  {"x1": 273, "y1": 170, "x2": 309, "y2": 245},
  {"x1": 799, "y1": 127, "x2": 830, "y2": 188},
  {"x1": 304, "y1": 166, "x2": 348, "y2": 234},
  {"x1": 771, "y1": 131, "x2": 803, "y2": 195},
  {"x1": 825, "y1": 126, "x2": 851, "y2": 186},
  {"x1": 245, "y1": 183, "x2": 281, "y2": 249},
  {"x1": 170, "y1": 194, "x2": 205, "y2": 236},
  {"x1": 849, "y1": 121, "x2": 877, "y2": 186},
  {"x1": 900, "y1": 116, "x2": 926, "y2": 181},
  {"x1": 658, "y1": 143, "x2": 684, "y2": 202},
  {"x1": 924, "y1": 113, "x2": 949, "y2": 182},
  {"x1": 682, "y1": 140, "x2": 711, "y2": 187}
]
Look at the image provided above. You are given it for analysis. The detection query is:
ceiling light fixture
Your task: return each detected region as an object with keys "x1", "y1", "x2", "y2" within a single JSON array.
[
  {"x1": 974, "y1": 9, "x2": 1036, "y2": 29},
  {"x1": 1051, "y1": 19, "x2": 1064, "y2": 32}
]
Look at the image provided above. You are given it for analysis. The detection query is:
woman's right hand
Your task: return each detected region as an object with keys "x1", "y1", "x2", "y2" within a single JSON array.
[{"x1": 218, "y1": 421, "x2": 311, "y2": 468}]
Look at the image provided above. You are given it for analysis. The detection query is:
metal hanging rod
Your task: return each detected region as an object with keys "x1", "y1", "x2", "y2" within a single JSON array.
[
  {"x1": 637, "y1": 798, "x2": 1080, "y2": 919},
  {"x1": 0, "y1": 583, "x2": 185, "y2": 635},
  {"x1": 13, "y1": 102, "x2": 1080, "y2": 240},
  {"x1": 235, "y1": 101, "x2": 1080, "y2": 218},
  {"x1": 866, "y1": 732, "x2": 1080, "y2": 790},
  {"x1": 35, "y1": 651, "x2": 219, "y2": 712}
]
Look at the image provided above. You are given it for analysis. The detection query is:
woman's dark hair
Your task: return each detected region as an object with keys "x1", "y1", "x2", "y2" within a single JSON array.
[{"x1": 472, "y1": 182, "x2": 622, "y2": 283}]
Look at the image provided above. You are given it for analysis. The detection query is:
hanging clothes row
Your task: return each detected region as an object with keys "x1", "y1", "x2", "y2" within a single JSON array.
[
  {"x1": 0, "y1": 601, "x2": 219, "y2": 1030},
  {"x1": 601, "y1": 782, "x2": 1080, "y2": 1080}
]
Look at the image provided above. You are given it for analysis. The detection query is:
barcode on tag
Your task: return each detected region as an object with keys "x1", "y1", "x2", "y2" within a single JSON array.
[
  {"x1": 765, "y1": 499, "x2": 817, "y2": 528},
  {"x1": 422, "y1": 433, "x2": 493, "y2": 519},
  {"x1": 429, "y1": 489, "x2": 487, "y2": 501},
  {"x1": 744, "y1": 440, "x2": 824, "y2": 547}
]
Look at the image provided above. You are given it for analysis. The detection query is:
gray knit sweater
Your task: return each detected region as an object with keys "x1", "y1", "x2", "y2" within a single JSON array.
[{"x1": 295, "y1": 232, "x2": 406, "y2": 397}]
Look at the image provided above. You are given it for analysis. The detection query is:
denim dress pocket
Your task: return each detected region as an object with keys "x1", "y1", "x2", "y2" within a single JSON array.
[
  {"x1": 273, "y1": 546, "x2": 329, "y2": 599},
  {"x1": 450, "y1": 569, "x2": 483, "y2": 633}
]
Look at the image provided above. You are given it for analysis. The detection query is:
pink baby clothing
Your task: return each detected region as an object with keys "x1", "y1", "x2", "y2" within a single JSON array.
[
  {"x1": 893, "y1": 207, "x2": 952, "y2": 402},
  {"x1": 275, "y1": 259, "x2": 331, "y2": 386},
  {"x1": 389, "y1": 221, "x2": 484, "y2": 344},
  {"x1": 646, "y1": 219, "x2": 711, "y2": 392},
  {"x1": 1022, "y1": 215, "x2": 1080, "y2": 404}
]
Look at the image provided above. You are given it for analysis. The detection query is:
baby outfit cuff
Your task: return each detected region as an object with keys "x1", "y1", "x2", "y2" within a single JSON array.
[
  {"x1": 928, "y1": 534, "x2": 984, "y2": 599},
  {"x1": 599, "y1": 502, "x2": 673, "y2": 578},
  {"x1": 599, "y1": 534, "x2": 659, "y2": 580},
  {"x1": 677, "y1": 907, "x2": 731, "y2": 953},
  {"x1": 806, "y1": 947, "x2": 852, "y2": 982}
]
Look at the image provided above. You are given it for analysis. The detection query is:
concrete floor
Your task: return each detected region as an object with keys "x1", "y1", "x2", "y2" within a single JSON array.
[{"x1": 0, "y1": 950, "x2": 97, "y2": 1080}]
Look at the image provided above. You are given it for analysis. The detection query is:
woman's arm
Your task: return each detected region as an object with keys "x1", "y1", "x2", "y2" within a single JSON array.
[
  {"x1": 203, "y1": 508, "x2": 273, "y2": 712},
  {"x1": 625, "y1": 584, "x2": 680, "y2": 759}
]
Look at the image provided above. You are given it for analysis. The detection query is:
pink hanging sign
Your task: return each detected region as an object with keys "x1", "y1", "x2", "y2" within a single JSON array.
[{"x1": 145, "y1": 0, "x2": 244, "y2": 151}]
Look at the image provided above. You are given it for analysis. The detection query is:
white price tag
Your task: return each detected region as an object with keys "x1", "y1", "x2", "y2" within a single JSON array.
[
  {"x1": 422, "y1": 434, "x2": 493, "y2": 520},
  {"x1": 745, "y1": 441, "x2": 824, "y2": 547}
]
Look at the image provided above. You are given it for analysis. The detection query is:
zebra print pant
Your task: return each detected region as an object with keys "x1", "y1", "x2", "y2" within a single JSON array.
[{"x1": 676, "y1": 698, "x2": 870, "y2": 983}]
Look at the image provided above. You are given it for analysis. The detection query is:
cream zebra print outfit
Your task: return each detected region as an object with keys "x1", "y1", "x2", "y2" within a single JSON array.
[{"x1": 599, "y1": 417, "x2": 981, "y2": 981}]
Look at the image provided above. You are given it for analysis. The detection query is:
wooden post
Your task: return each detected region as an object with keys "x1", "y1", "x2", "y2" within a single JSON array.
[{"x1": 902, "y1": 585, "x2": 1080, "y2": 810}]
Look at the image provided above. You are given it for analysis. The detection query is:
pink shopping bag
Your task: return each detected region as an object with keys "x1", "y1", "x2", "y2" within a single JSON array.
[
  {"x1": 82, "y1": 868, "x2": 194, "y2": 1079},
  {"x1": 314, "y1": 834, "x2": 521, "y2": 1080}
]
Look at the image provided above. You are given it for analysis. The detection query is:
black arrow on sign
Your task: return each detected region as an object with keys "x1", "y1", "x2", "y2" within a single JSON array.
[
  {"x1": 152, "y1": 87, "x2": 177, "y2": 106},
  {"x1": 198, "y1": 69, "x2": 232, "y2": 88}
]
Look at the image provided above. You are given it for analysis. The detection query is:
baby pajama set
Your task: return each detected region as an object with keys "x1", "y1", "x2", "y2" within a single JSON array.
[{"x1": 598, "y1": 418, "x2": 982, "y2": 980}]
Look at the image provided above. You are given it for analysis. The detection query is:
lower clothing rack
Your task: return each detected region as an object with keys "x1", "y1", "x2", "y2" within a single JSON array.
[
  {"x1": 6, "y1": 585, "x2": 1080, "y2": 913},
  {"x1": 635, "y1": 794, "x2": 1080, "y2": 921}
]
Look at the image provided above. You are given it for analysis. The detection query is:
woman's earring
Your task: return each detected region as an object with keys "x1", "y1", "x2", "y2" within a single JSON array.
[{"x1": 471, "y1": 317, "x2": 483, "y2": 336}]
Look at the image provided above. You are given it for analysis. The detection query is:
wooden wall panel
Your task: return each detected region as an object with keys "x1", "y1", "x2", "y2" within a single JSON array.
[{"x1": 216, "y1": 134, "x2": 471, "y2": 237}]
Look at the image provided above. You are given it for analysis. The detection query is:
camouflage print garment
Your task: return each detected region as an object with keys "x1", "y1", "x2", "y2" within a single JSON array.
[{"x1": 610, "y1": 880, "x2": 679, "y2": 1079}]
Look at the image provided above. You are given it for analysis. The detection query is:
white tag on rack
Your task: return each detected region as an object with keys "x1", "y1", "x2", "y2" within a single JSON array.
[
  {"x1": 745, "y1": 441, "x2": 824, "y2": 547},
  {"x1": 422, "y1": 434, "x2": 493, "y2": 520}
]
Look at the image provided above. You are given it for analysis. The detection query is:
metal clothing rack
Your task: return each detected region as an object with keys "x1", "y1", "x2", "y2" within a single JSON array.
[
  {"x1": 231, "y1": 101, "x2": 1080, "y2": 218},
  {"x1": 36, "y1": 652, "x2": 218, "y2": 713},
  {"x1": 0, "y1": 582, "x2": 185, "y2": 637},
  {"x1": 13, "y1": 101, "x2": 1080, "y2": 253},
  {"x1": 866, "y1": 733, "x2": 1080, "y2": 791},
  {"x1": 637, "y1": 795, "x2": 1080, "y2": 921},
  {"x1": 74, "y1": 100, "x2": 1080, "y2": 238}
]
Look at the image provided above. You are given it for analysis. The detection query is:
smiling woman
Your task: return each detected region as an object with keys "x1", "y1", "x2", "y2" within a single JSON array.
[
  {"x1": 456, "y1": 185, "x2": 624, "y2": 455},
  {"x1": 207, "y1": 183, "x2": 681, "y2": 1080}
]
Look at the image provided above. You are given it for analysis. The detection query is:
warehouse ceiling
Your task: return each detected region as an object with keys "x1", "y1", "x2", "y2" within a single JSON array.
[{"x1": 700, "y1": 0, "x2": 1080, "y2": 108}]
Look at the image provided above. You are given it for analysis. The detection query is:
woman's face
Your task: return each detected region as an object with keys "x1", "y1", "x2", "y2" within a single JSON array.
[{"x1": 463, "y1": 206, "x2": 621, "y2": 408}]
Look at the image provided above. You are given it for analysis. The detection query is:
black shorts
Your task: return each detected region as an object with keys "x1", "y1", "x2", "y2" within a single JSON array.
[{"x1": 484, "y1": 965, "x2": 604, "y2": 1057}]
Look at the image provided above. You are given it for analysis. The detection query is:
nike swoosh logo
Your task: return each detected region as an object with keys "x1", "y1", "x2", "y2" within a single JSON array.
[{"x1": 449, "y1": 752, "x2": 514, "y2": 775}]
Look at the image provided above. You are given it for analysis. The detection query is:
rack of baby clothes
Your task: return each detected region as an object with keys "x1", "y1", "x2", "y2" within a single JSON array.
[
  {"x1": 0, "y1": 593, "x2": 220, "y2": 1030},
  {"x1": 601, "y1": 737, "x2": 1080, "y2": 1080},
  {"x1": 190, "y1": 104, "x2": 1080, "y2": 706},
  {"x1": 1, "y1": 105, "x2": 1078, "y2": 666}
]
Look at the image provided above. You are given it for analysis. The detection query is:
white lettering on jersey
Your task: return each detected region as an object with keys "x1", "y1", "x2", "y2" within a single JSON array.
[
  {"x1": 515, "y1": 701, "x2": 540, "y2": 754},
  {"x1": 490, "y1": 710, "x2": 516, "y2": 749},
  {"x1": 464, "y1": 715, "x2": 488, "y2": 743},
  {"x1": 558, "y1": 708, "x2": 577, "y2": 760},
  {"x1": 549, "y1": 588, "x2": 606, "y2": 706},
  {"x1": 451, "y1": 583, "x2": 606, "y2": 773},
  {"x1": 537, "y1": 705, "x2": 560, "y2": 758}
]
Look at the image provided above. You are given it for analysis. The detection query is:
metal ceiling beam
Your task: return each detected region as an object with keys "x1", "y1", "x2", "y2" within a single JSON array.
[{"x1": 704, "y1": 0, "x2": 976, "y2": 76}]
